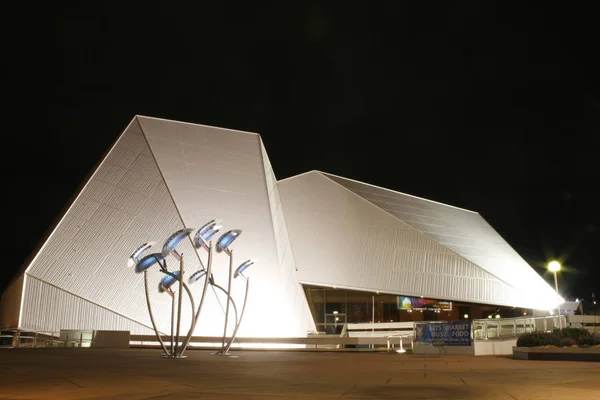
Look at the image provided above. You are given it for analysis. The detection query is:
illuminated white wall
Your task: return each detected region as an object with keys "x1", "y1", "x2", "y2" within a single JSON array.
[
  {"x1": 278, "y1": 171, "x2": 558, "y2": 311},
  {"x1": 2, "y1": 115, "x2": 558, "y2": 338},
  {"x1": 9, "y1": 116, "x2": 315, "y2": 337}
]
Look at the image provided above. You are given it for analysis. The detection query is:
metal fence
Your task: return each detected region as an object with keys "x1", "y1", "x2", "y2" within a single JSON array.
[{"x1": 472, "y1": 315, "x2": 566, "y2": 340}]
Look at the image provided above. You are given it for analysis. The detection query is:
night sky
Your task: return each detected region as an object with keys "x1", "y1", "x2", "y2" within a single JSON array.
[{"x1": 4, "y1": 3, "x2": 599, "y2": 303}]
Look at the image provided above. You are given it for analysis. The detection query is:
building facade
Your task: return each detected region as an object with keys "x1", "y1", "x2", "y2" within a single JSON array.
[{"x1": 0, "y1": 116, "x2": 559, "y2": 337}]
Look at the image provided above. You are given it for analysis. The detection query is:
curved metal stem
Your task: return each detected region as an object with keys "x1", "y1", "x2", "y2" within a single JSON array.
[
  {"x1": 180, "y1": 242, "x2": 214, "y2": 357},
  {"x1": 170, "y1": 294, "x2": 175, "y2": 356},
  {"x1": 162, "y1": 270, "x2": 196, "y2": 358},
  {"x1": 224, "y1": 277, "x2": 250, "y2": 354},
  {"x1": 144, "y1": 270, "x2": 169, "y2": 356},
  {"x1": 212, "y1": 282, "x2": 239, "y2": 342},
  {"x1": 175, "y1": 255, "x2": 184, "y2": 357},
  {"x1": 220, "y1": 251, "x2": 234, "y2": 353}
]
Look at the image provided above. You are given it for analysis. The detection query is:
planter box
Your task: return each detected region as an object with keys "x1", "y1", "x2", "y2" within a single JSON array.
[{"x1": 513, "y1": 346, "x2": 600, "y2": 362}]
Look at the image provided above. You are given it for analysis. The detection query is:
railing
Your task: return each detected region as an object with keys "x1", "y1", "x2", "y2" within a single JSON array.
[
  {"x1": 472, "y1": 315, "x2": 566, "y2": 340},
  {"x1": 0, "y1": 329, "x2": 60, "y2": 348},
  {"x1": 0, "y1": 329, "x2": 97, "y2": 348},
  {"x1": 567, "y1": 315, "x2": 600, "y2": 335}
]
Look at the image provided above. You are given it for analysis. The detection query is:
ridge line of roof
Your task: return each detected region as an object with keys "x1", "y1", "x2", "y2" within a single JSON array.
[
  {"x1": 277, "y1": 170, "x2": 320, "y2": 183},
  {"x1": 316, "y1": 172, "x2": 520, "y2": 295},
  {"x1": 318, "y1": 170, "x2": 478, "y2": 214},
  {"x1": 135, "y1": 115, "x2": 260, "y2": 137}
]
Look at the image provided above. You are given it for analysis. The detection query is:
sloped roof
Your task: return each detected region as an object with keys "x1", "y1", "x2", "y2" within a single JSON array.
[
  {"x1": 9, "y1": 116, "x2": 314, "y2": 336},
  {"x1": 279, "y1": 171, "x2": 558, "y2": 310}
]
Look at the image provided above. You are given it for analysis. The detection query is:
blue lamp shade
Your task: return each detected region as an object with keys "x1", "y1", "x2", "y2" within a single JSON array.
[
  {"x1": 193, "y1": 220, "x2": 222, "y2": 250},
  {"x1": 158, "y1": 271, "x2": 181, "y2": 295},
  {"x1": 135, "y1": 253, "x2": 165, "y2": 273},
  {"x1": 127, "y1": 241, "x2": 155, "y2": 268},
  {"x1": 188, "y1": 269, "x2": 207, "y2": 284},
  {"x1": 215, "y1": 229, "x2": 242, "y2": 254},
  {"x1": 161, "y1": 228, "x2": 194, "y2": 260},
  {"x1": 234, "y1": 259, "x2": 255, "y2": 279}
]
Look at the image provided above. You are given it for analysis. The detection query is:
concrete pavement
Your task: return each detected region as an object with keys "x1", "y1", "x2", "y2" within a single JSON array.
[{"x1": 1, "y1": 348, "x2": 599, "y2": 399}]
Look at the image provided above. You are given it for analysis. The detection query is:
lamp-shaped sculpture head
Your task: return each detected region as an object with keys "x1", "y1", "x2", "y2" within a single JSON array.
[
  {"x1": 193, "y1": 220, "x2": 222, "y2": 251},
  {"x1": 127, "y1": 241, "x2": 156, "y2": 268},
  {"x1": 135, "y1": 252, "x2": 165, "y2": 273},
  {"x1": 188, "y1": 269, "x2": 207, "y2": 284},
  {"x1": 215, "y1": 229, "x2": 242, "y2": 256},
  {"x1": 234, "y1": 259, "x2": 255, "y2": 279},
  {"x1": 162, "y1": 228, "x2": 194, "y2": 261},
  {"x1": 158, "y1": 271, "x2": 181, "y2": 296}
]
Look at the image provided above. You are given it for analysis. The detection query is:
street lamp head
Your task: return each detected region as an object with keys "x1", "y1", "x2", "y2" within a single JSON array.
[
  {"x1": 193, "y1": 220, "x2": 222, "y2": 251},
  {"x1": 127, "y1": 241, "x2": 155, "y2": 268},
  {"x1": 548, "y1": 260, "x2": 561, "y2": 272},
  {"x1": 162, "y1": 228, "x2": 194, "y2": 261},
  {"x1": 216, "y1": 229, "x2": 242, "y2": 255},
  {"x1": 158, "y1": 271, "x2": 181, "y2": 296},
  {"x1": 135, "y1": 253, "x2": 165, "y2": 273}
]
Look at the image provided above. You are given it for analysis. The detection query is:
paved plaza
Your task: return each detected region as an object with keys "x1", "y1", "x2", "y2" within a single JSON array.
[{"x1": 1, "y1": 348, "x2": 599, "y2": 399}]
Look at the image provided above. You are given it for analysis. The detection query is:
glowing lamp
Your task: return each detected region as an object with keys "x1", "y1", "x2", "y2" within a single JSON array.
[
  {"x1": 162, "y1": 228, "x2": 194, "y2": 261},
  {"x1": 495, "y1": 314, "x2": 501, "y2": 319},
  {"x1": 193, "y1": 220, "x2": 222, "y2": 251},
  {"x1": 135, "y1": 253, "x2": 165, "y2": 273},
  {"x1": 216, "y1": 229, "x2": 242, "y2": 255},
  {"x1": 463, "y1": 314, "x2": 469, "y2": 319},
  {"x1": 158, "y1": 271, "x2": 181, "y2": 296},
  {"x1": 188, "y1": 269, "x2": 207, "y2": 284},
  {"x1": 234, "y1": 259, "x2": 254, "y2": 279},
  {"x1": 548, "y1": 261, "x2": 561, "y2": 272},
  {"x1": 127, "y1": 241, "x2": 155, "y2": 268}
]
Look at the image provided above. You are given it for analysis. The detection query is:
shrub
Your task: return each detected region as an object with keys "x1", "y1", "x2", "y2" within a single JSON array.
[
  {"x1": 517, "y1": 331, "x2": 558, "y2": 347},
  {"x1": 559, "y1": 327, "x2": 590, "y2": 341},
  {"x1": 517, "y1": 328, "x2": 600, "y2": 347},
  {"x1": 558, "y1": 338, "x2": 576, "y2": 347}
]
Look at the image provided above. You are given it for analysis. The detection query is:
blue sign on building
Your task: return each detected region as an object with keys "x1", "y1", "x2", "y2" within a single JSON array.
[{"x1": 415, "y1": 320, "x2": 472, "y2": 346}]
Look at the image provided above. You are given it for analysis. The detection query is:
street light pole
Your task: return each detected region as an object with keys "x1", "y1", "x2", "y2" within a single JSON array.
[
  {"x1": 552, "y1": 270, "x2": 562, "y2": 329},
  {"x1": 548, "y1": 260, "x2": 562, "y2": 329}
]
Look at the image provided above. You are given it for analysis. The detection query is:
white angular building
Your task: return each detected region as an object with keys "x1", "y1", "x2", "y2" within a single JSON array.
[
  {"x1": 278, "y1": 171, "x2": 558, "y2": 312},
  {"x1": 0, "y1": 116, "x2": 559, "y2": 337}
]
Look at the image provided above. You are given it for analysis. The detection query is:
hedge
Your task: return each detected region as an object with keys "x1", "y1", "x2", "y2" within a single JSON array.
[{"x1": 517, "y1": 327, "x2": 600, "y2": 347}]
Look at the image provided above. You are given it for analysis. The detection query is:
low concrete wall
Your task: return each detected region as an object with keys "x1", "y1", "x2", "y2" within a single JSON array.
[
  {"x1": 93, "y1": 330, "x2": 130, "y2": 348},
  {"x1": 513, "y1": 347, "x2": 600, "y2": 362},
  {"x1": 413, "y1": 342, "x2": 474, "y2": 355},
  {"x1": 474, "y1": 339, "x2": 517, "y2": 356}
]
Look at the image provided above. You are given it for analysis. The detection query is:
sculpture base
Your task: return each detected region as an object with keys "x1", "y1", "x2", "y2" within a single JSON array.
[
  {"x1": 213, "y1": 351, "x2": 238, "y2": 358},
  {"x1": 162, "y1": 355, "x2": 188, "y2": 359}
]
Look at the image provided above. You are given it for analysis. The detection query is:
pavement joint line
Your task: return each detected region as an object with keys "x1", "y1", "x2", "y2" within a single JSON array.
[
  {"x1": 386, "y1": 378, "x2": 391, "y2": 385},
  {"x1": 338, "y1": 384, "x2": 356, "y2": 398},
  {"x1": 460, "y1": 378, "x2": 467, "y2": 386},
  {"x1": 66, "y1": 379, "x2": 84, "y2": 388},
  {"x1": 502, "y1": 389, "x2": 518, "y2": 400}
]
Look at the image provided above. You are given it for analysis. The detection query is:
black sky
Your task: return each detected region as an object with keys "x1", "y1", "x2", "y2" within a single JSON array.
[{"x1": 3, "y1": 3, "x2": 599, "y2": 301}]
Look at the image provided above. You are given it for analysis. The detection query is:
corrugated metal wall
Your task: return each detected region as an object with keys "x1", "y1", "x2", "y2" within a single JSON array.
[
  {"x1": 260, "y1": 140, "x2": 316, "y2": 335},
  {"x1": 138, "y1": 117, "x2": 314, "y2": 337},
  {"x1": 21, "y1": 275, "x2": 154, "y2": 334},
  {"x1": 23, "y1": 117, "x2": 199, "y2": 334},
  {"x1": 279, "y1": 171, "x2": 532, "y2": 308},
  {"x1": 14, "y1": 116, "x2": 315, "y2": 338},
  {"x1": 10, "y1": 115, "x2": 317, "y2": 338},
  {"x1": 323, "y1": 173, "x2": 557, "y2": 309}
]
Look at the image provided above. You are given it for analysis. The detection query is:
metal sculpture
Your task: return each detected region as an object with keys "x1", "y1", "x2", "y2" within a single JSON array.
[{"x1": 128, "y1": 220, "x2": 255, "y2": 358}]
